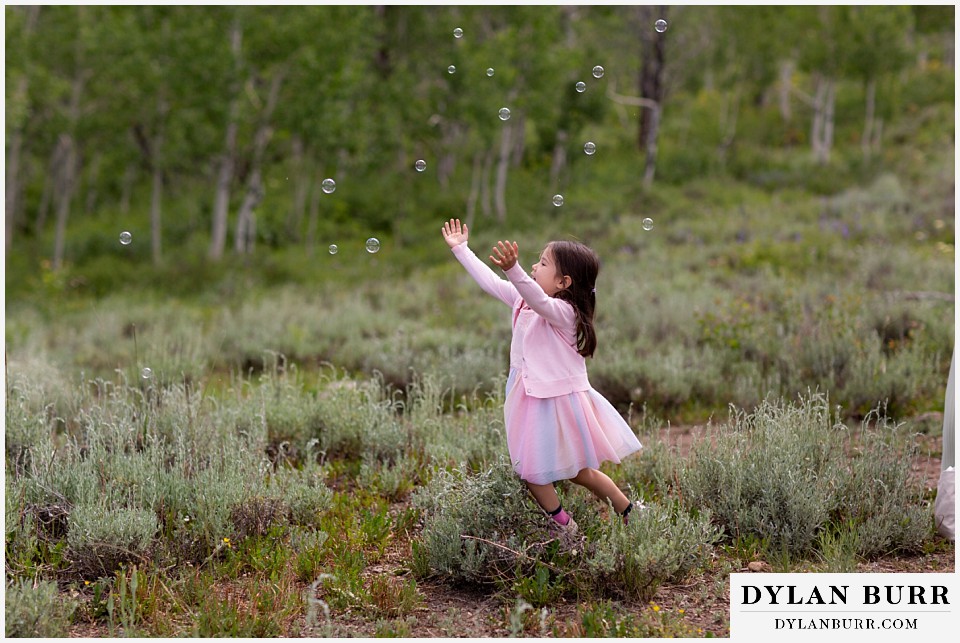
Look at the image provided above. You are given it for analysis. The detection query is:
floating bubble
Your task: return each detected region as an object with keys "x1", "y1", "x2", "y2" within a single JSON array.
[
  {"x1": 498, "y1": 107, "x2": 511, "y2": 121},
  {"x1": 119, "y1": 231, "x2": 133, "y2": 245},
  {"x1": 321, "y1": 178, "x2": 336, "y2": 194},
  {"x1": 365, "y1": 237, "x2": 381, "y2": 254},
  {"x1": 448, "y1": 65, "x2": 456, "y2": 74},
  {"x1": 486, "y1": 68, "x2": 495, "y2": 77},
  {"x1": 655, "y1": 19, "x2": 668, "y2": 33},
  {"x1": 642, "y1": 217, "x2": 654, "y2": 231},
  {"x1": 141, "y1": 367, "x2": 153, "y2": 380},
  {"x1": 328, "y1": 244, "x2": 338, "y2": 255},
  {"x1": 552, "y1": 194, "x2": 564, "y2": 207},
  {"x1": 592, "y1": 65, "x2": 605, "y2": 79},
  {"x1": 415, "y1": 159, "x2": 427, "y2": 172},
  {"x1": 584, "y1": 141, "x2": 596, "y2": 156},
  {"x1": 453, "y1": 27, "x2": 463, "y2": 39},
  {"x1": 575, "y1": 81, "x2": 586, "y2": 93}
]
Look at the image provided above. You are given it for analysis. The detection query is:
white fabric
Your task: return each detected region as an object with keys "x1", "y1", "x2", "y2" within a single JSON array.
[{"x1": 934, "y1": 467, "x2": 954, "y2": 541}]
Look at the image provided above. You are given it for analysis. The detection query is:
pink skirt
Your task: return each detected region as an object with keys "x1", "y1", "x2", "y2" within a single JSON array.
[{"x1": 504, "y1": 368, "x2": 643, "y2": 485}]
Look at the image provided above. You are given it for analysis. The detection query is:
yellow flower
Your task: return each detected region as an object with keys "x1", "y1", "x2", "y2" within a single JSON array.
[
  {"x1": 678, "y1": 609, "x2": 685, "y2": 614},
  {"x1": 652, "y1": 605, "x2": 660, "y2": 612},
  {"x1": 84, "y1": 580, "x2": 91, "y2": 586}
]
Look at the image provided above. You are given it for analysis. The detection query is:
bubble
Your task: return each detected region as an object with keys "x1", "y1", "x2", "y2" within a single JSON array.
[
  {"x1": 415, "y1": 159, "x2": 427, "y2": 172},
  {"x1": 328, "y1": 244, "x2": 338, "y2": 255},
  {"x1": 498, "y1": 107, "x2": 511, "y2": 121},
  {"x1": 655, "y1": 19, "x2": 668, "y2": 33},
  {"x1": 365, "y1": 237, "x2": 381, "y2": 254},
  {"x1": 448, "y1": 65, "x2": 456, "y2": 74},
  {"x1": 141, "y1": 367, "x2": 153, "y2": 380},
  {"x1": 453, "y1": 27, "x2": 463, "y2": 39},
  {"x1": 119, "y1": 231, "x2": 133, "y2": 245},
  {"x1": 486, "y1": 68, "x2": 495, "y2": 77},
  {"x1": 575, "y1": 81, "x2": 586, "y2": 93},
  {"x1": 592, "y1": 65, "x2": 605, "y2": 79},
  {"x1": 552, "y1": 194, "x2": 564, "y2": 207},
  {"x1": 642, "y1": 217, "x2": 654, "y2": 231},
  {"x1": 584, "y1": 141, "x2": 596, "y2": 156},
  {"x1": 321, "y1": 178, "x2": 336, "y2": 194}
]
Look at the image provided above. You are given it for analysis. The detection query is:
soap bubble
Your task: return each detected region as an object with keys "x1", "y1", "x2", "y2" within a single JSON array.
[
  {"x1": 415, "y1": 159, "x2": 427, "y2": 172},
  {"x1": 498, "y1": 107, "x2": 511, "y2": 121},
  {"x1": 453, "y1": 27, "x2": 463, "y2": 38},
  {"x1": 486, "y1": 68, "x2": 495, "y2": 77},
  {"x1": 575, "y1": 81, "x2": 586, "y2": 93},
  {"x1": 119, "y1": 231, "x2": 132, "y2": 245},
  {"x1": 321, "y1": 178, "x2": 336, "y2": 194},
  {"x1": 328, "y1": 244, "x2": 338, "y2": 255},
  {"x1": 365, "y1": 238, "x2": 381, "y2": 253},
  {"x1": 655, "y1": 19, "x2": 668, "y2": 33},
  {"x1": 642, "y1": 217, "x2": 654, "y2": 231},
  {"x1": 552, "y1": 194, "x2": 564, "y2": 207},
  {"x1": 592, "y1": 65, "x2": 604, "y2": 79},
  {"x1": 584, "y1": 141, "x2": 596, "y2": 155},
  {"x1": 448, "y1": 65, "x2": 456, "y2": 74},
  {"x1": 141, "y1": 367, "x2": 153, "y2": 380}
]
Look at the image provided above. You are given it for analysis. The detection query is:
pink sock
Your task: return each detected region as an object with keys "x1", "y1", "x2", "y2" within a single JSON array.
[{"x1": 551, "y1": 508, "x2": 571, "y2": 526}]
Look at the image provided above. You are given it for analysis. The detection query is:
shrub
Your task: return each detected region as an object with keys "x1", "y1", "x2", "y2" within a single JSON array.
[
  {"x1": 4, "y1": 578, "x2": 77, "y2": 637},
  {"x1": 679, "y1": 394, "x2": 846, "y2": 558},
  {"x1": 583, "y1": 502, "x2": 719, "y2": 601},
  {"x1": 66, "y1": 504, "x2": 158, "y2": 579}
]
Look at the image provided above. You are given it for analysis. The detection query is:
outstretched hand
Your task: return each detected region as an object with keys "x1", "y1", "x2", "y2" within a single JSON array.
[
  {"x1": 490, "y1": 240, "x2": 519, "y2": 271},
  {"x1": 442, "y1": 218, "x2": 469, "y2": 248}
]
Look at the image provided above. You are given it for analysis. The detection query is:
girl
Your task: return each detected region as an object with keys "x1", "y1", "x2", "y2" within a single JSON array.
[{"x1": 442, "y1": 218, "x2": 643, "y2": 535}]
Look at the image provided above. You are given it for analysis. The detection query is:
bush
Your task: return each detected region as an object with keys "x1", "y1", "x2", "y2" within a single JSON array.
[
  {"x1": 5, "y1": 578, "x2": 77, "y2": 637},
  {"x1": 678, "y1": 393, "x2": 932, "y2": 561},
  {"x1": 584, "y1": 502, "x2": 719, "y2": 601},
  {"x1": 66, "y1": 504, "x2": 158, "y2": 579}
]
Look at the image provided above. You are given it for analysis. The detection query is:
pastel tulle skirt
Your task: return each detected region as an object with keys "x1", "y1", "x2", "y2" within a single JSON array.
[{"x1": 504, "y1": 368, "x2": 643, "y2": 485}]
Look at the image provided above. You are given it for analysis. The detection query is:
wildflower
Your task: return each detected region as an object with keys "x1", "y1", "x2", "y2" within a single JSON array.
[
  {"x1": 678, "y1": 609, "x2": 685, "y2": 614},
  {"x1": 84, "y1": 580, "x2": 91, "y2": 586},
  {"x1": 652, "y1": 605, "x2": 660, "y2": 612},
  {"x1": 222, "y1": 537, "x2": 232, "y2": 548}
]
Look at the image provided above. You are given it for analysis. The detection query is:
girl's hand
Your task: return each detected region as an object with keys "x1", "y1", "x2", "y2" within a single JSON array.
[
  {"x1": 490, "y1": 240, "x2": 519, "y2": 271},
  {"x1": 442, "y1": 218, "x2": 469, "y2": 248}
]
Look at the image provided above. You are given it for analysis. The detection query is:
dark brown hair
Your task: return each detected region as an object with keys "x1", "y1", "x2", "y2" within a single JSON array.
[{"x1": 548, "y1": 240, "x2": 599, "y2": 358}]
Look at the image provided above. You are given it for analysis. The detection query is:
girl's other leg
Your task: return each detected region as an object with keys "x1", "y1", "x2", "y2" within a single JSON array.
[{"x1": 570, "y1": 468, "x2": 631, "y2": 513}]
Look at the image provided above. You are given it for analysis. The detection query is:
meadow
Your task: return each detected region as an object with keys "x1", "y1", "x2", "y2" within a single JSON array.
[
  {"x1": 5, "y1": 148, "x2": 955, "y2": 636},
  {"x1": 4, "y1": 6, "x2": 956, "y2": 637}
]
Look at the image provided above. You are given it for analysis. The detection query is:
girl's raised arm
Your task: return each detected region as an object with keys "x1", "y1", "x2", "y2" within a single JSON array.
[{"x1": 443, "y1": 219, "x2": 518, "y2": 307}]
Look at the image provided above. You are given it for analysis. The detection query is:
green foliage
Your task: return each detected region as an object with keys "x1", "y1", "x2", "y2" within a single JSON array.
[
  {"x1": 679, "y1": 393, "x2": 933, "y2": 561},
  {"x1": 4, "y1": 578, "x2": 78, "y2": 638},
  {"x1": 66, "y1": 505, "x2": 158, "y2": 580}
]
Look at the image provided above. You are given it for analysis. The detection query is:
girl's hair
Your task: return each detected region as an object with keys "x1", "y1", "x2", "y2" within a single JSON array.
[{"x1": 548, "y1": 240, "x2": 599, "y2": 358}]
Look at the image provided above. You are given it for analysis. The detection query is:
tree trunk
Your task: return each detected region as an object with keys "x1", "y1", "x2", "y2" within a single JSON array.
[
  {"x1": 6, "y1": 6, "x2": 41, "y2": 249},
  {"x1": 6, "y1": 114, "x2": 25, "y2": 249},
  {"x1": 778, "y1": 59, "x2": 793, "y2": 122},
  {"x1": 35, "y1": 145, "x2": 61, "y2": 237},
  {"x1": 209, "y1": 19, "x2": 242, "y2": 261},
  {"x1": 235, "y1": 68, "x2": 285, "y2": 255},
  {"x1": 811, "y1": 75, "x2": 825, "y2": 163},
  {"x1": 305, "y1": 176, "x2": 321, "y2": 256},
  {"x1": 52, "y1": 135, "x2": 78, "y2": 271},
  {"x1": 549, "y1": 130, "x2": 568, "y2": 187},
  {"x1": 150, "y1": 129, "x2": 164, "y2": 265},
  {"x1": 286, "y1": 135, "x2": 308, "y2": 240},
  {"x1": 638, "y1": 5, "x2": 667, "y2": 184},
  {"x1": 821, "y1": 78, "x2": 835, "y2": 164},
  {"x1": 495, "y1": 121, "x2": 512, "y2": 222},
  {"x1": 862, "y1": 77, "x2": 876, "y2": 161},
  {"x1": 465, "y1": 150, "x2": 483, "y2": 231},
  {"x1": 481, "y1": 148, "x2": 494, "y2": 218}
]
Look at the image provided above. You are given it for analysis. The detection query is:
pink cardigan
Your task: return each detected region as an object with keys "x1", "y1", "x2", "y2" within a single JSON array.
[{"x1": 451, "y1": 242, "x2": 591, "y2": 398}]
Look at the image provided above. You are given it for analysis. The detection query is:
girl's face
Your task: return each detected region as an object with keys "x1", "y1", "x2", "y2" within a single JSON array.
[{"x1": 531, "y1": 245, "x2": 570, "y2": 296}]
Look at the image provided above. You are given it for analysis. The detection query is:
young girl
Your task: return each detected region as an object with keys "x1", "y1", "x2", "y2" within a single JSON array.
[{"x1": 442, "y1": 218, "x2": 643, "y2": 534}]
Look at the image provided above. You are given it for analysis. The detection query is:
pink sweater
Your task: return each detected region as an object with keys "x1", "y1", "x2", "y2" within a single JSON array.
[{"x1": 451, "y1": 242, "x2": 591, "y2": 398}]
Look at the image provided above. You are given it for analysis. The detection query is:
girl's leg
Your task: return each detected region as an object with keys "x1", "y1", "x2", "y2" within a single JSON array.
[
  {"x1": 525, "y1": 481, "x2": 561, "y2": 513},
  {"x1": 570, "y1": 468, "x2": 631, "y2": 513}
]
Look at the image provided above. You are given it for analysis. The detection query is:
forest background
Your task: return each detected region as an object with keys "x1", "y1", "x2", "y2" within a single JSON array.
[{"x1": 2, "y1": 4, "x2": 957, "y2": 638}]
